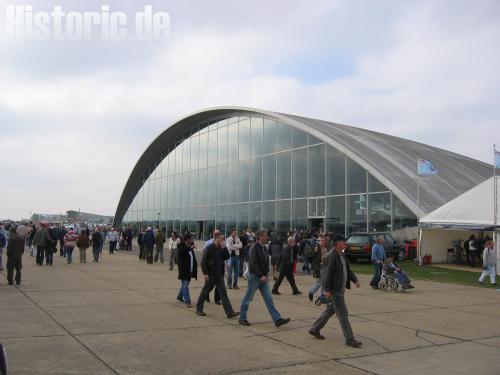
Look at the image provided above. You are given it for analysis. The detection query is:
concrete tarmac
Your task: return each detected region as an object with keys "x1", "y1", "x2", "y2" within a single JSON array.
[{"x1": 1, "y1": 248, "x2": 499, "y2": 375}]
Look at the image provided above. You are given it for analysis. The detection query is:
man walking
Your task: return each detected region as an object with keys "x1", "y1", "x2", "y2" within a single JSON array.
[
  {"x1": 479, "y1": 238, "x2": 497, "y2": 286},
  {"x1": 226, "y1": 228, "x2": 242, "y2": 289},
  {"x1": 154, "y1": 226, "x2": 166, "y2": 263},
  {"x1": 0, "y1": 224, "x2": 6, "y2": 271},
  {"x1": 196, "y1": 232, "x2": 239, "y2": 319},
  {"x1": 309, "y1": 235, "x2": 362, "y2": 348},
  {"x1": 370, "y1": 236, "x2": 386, "y2": 289},
  {"x1": 308, "y1": 234, "x2": 329, "y2": 302},
  {"x1": 6, "y1": 226, "x2": 24, "y2": 285},
  {"x1": 143, "y1": 227, "x2": 155, "y2": 264},
  {"x1": 34, "y1": 223, "x2": 49, "y2": 266},
  {"x1": 168, "y1": 232, "x2": 180, "y2": 270},
  {"x1": 239, "y1": 229, "x2": 290, "y2": 327},
  {"x1": 272, "y1": 236, "x2": 302, "y2": 295}
]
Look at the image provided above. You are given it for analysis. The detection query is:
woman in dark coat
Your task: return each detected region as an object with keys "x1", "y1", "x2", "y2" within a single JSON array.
[{"x1": 177, "y1": 233, "x2": 197, "y2": 308}]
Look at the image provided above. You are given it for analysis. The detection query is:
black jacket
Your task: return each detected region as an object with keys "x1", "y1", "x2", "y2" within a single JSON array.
[
  {"x1": 248, "y1": 242, "x2": 269, "y2": 277},
  {"x1": 277, "y1": 245, "x2": 295, "y2": 273},
  {"x1": 177, "y1": 242, "x2": 198, "y2": 281},
  {"x1": 90, "y1": 232, "x2": 102, "y2": 249},
  {"x1": 7, "y1": 233, "x2": 24, "y2": 260},
  {"x1": 323, "y1": 250, "x2": 358, "y2": 294},
  {"x1": 47, "y1": 228, "x2": 58, "y2": 249},
  {"x1": 201, "y1": 243, "x2": 229, "y2": 277},
  {"x1": 137, "y1": 232, "x2": 144, "y2": 246}
]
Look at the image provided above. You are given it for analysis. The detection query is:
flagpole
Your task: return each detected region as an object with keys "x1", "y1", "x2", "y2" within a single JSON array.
[
  {"x1": 417, "y1": 156, "x2": 422, "y2": 265},
  {"x1": 494, "y1": 145, "x2": 498, "y2": 277}
]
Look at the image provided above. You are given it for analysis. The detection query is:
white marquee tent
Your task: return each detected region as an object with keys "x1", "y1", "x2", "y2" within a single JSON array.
[{"x1": 419, "y1": 176, "x2": 499, "y2": 274}]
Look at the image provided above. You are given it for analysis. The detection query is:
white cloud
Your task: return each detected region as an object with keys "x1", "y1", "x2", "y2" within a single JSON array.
[{"x1": 0, "y1": 0, "x2": 499, "y2": 220}]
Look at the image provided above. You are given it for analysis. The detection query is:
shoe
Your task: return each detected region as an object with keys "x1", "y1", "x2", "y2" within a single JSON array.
[
  {"x1": 233, "y1": 285, "x2": 239, "y2": 290},
  {"x1": 196, "y1": 311, "x2": 207, "y2": 316},
  {"x1": 8, "y1": 282, "x2": 13, "y2": 286},
  {"x1": 205, "y1": 297, "x2": 211, "y2": 303},
  {"x1": 239, "y1": 319, "x2": 251, "y2": 326},
  {"x1": 308, "y1": 292, "x2": 313, "y2": 302},
  {"x1": 293, "y1": 291, "x2": 302, "y2": 295},
  {"x1": 408, "y1": 285, "x2": 415, "y2": 289},
  {"x1": 227, "y1": 311, "x2": 240, "y2": 319},
  {"x1": 169, "y1": 267, "x2": 173, "y2": 270},
  {"x1": 186, "y1": 304, "x2": 191, "y2": 308},
  {"x1": 161, "y1": 261, "x2": 164, "y2": 263},
  {"x1": 215, "y1": 301, "x2": 222, "y2": 305},
  {"x1": 308, "y1": 329, "x2": 325, "y2": 340},
  {"x1": 273, "y1": 277, "x2": 277, "y2": 281},
  {"x1": 228, "y1": 285, "x2": 232, "y2": 289},
  {"x1": 272, "y1": 290, "x2": 281, "y2": 295},
  {"x1": 275, "y1": 318, "x2": 290, "y2": 327},
  {"x1": 176, "y1": 297, "x2": 184, "y2": 303},
  {"x1": 479, "y1": 281, "x2": 484, "y2": 284},
  {"x1": 346, "y1": 339, "x2": 362, "y2": 348}
]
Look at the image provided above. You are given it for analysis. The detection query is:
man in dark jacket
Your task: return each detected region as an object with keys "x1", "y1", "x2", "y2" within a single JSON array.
[
  {"x1": 196, "y1": 232, "x2": 239, "y2": 319},
  {"x1": 137, "y1": 229, "x2": 145, "y2": 260},
  {"x1": 154, "y1": 226, "x2": 166, "y2": 263},
  {"x1": 142, "y1": 227, "x2": 155, "y2": 264},
  {"x1": 46, "y1": 225, "x2": 58, "y2": 265},
  {"x1": 239, "y1": 229, "x2": 290, "y2": 327},
  {"x1": 309, "y1": 235, "x2": 362, "y2": 348},
  {"x1": 7, "y1": 227, "x2": 25, "y2": 285},
  {"x1": 272, "y1": 236, "x2": 302, "y2": 295},
  {"x1": 34, "y1": 223, "x2": 50, "y2": 265},
  {"x1": 58, "y1": 227, "x2": 67, "y2": 257},
  {"x1": 124, "y1": 227, "x2": 133, "y2": 251}
]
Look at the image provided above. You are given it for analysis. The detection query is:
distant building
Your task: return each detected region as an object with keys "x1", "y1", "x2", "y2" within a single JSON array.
[{"x1": 31, "y1": 211, "x2": 113, "y2": 225}]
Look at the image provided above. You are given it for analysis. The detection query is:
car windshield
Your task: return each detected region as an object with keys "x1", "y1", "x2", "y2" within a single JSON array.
[{"x1": 347, "y1": 235, "x2": 369, "y2": 244}]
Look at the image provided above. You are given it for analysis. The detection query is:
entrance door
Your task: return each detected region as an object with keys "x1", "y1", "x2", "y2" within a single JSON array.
[
  {"x1": 308, "y1": 218, "x2": 324, "y2": 233},
  {"x1": 308, "y1": 198, "x2": 326, "y2": 233},
  {"x1": 197, "y1": 221, "x2": 204, "y2": 240}
]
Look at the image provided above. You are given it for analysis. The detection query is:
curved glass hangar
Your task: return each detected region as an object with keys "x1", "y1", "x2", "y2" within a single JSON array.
[{"x1": 114, "y1": 107, "x2": 492, "y2": 239}]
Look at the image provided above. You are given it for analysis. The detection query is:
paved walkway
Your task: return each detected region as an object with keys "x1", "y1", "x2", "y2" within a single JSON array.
[{"x1": 1, "y1": 249, "x2": 500, "y2": 375}]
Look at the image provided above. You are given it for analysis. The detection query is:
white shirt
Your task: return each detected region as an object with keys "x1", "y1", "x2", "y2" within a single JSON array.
[
  {"x1": 226, "y1": 236, "x2": 242, "y2": 256},
  {"x1": 169, "y1": 238, "x2": 180, "y2": 250}
]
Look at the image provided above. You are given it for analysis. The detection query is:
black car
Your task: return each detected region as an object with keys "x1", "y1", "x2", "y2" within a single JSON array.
[{"x1": 345, "y1": 232, "x2": 404, "y2": 262}]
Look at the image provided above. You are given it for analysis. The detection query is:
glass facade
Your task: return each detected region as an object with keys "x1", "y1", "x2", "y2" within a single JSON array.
[{"x1": 121, "y1": 115, "x2": 417, "y2": 239}]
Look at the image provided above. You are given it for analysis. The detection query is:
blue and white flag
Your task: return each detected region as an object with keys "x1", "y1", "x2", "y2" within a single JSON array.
[
  {"x1": 418, "y1": 159, "x2": 438, "y2": 175},
  {"x1": 495, "y1": 150, "x2": 500, "y2": 168}
]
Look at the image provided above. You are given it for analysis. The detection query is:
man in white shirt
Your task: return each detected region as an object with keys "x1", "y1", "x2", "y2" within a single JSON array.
[
  {"x1": 168, "y1": 232, "x2": 180, "y2": 270},
  {"x1": 226, "y1": 229, "x2": 243, "y2": 289},
  {"x1": 479, "y1": 238, "x2": 497, "y2": 286}
]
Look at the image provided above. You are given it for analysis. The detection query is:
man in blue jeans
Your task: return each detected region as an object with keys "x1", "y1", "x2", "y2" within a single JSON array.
[
  {"x1": 370, "y1": 236, "x2": 386, "y2": 289},
  {"x1": 226, "y1": 228, "x2": 242, "y2": 289},
  {"x1": 239, "y1": 229, "x2": 290, "y2": 328}
]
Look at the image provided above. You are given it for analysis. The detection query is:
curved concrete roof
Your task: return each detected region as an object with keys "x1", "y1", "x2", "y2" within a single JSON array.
[{"x1": 113, "y1": 106, "x2": 493, "y2": 226}]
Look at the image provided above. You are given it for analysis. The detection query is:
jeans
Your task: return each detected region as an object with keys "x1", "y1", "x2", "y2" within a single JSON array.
[
  {"x1": 0, "y1": 247, "x2": 3, "y2": 269},
  {"x1": 169, "y1": 248, "x2": 177, "y2": 268},
  {"x1": 45, "y1": 247, "x2": 54, "y2": 265},
  {"x1": 154, "y1": 245, "x2": 164, "y2": 263},
  {"x1": 6, "y1": 258, "x2": 22, "y2": 285},
  {"x1": 240, "y1": 273, "x2": 281, "y2": 322},
  {"x1": 302, "y1": 257, "x2": 311, "y2": 273},
  {"x1": 370, "y1": 262, "x2": 383, "y2": 287},
  {"x1": 227, "y1": 256, "x2": 240, "y2": 287},
  {"x1": 36, "y1": 246, "x2": 45, "y2": 265},
  {"x1": 396, "y1": 271, "x2": 411, "y2": 286},
  {"x1": 310, "y1": 293, "x2": 354, "y2": 343},
  {"x1": 177, "y1": 279, "x2": 191, "y2": 304},
  {"x1": 309, "y1": 267, "x2": 325, "y2": 296},
  {"x1": 272, "y1": 270, "x2": 299, "y2": 293},
  {"x1": 79, "y1": 248, "x2": 87, "y2": 263},
  {"x1": 92, "y1": 247, "x2": 100, "y2": 262},
  {"x1": 145, "y1": 246, "x2": 154, "y2": 264},
  {"x1": 196, "y1": 275, "x2": 234, "y2": 316},
  {"x1": 109, "y1": 241, "x2": 116, "y2": 253},
  {"x1": 66, "y1": 247, "x2": 74, "y2": 264}
]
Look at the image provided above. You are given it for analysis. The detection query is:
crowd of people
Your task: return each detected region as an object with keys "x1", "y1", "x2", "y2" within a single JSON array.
[{"x1": 0, "y1": 220, "x2": 497, "y2": 348}]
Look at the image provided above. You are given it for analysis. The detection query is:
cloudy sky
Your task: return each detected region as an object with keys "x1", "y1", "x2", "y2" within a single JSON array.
[{"x1": 0, "y1": 0, "x2": 499, "y2": 220}]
